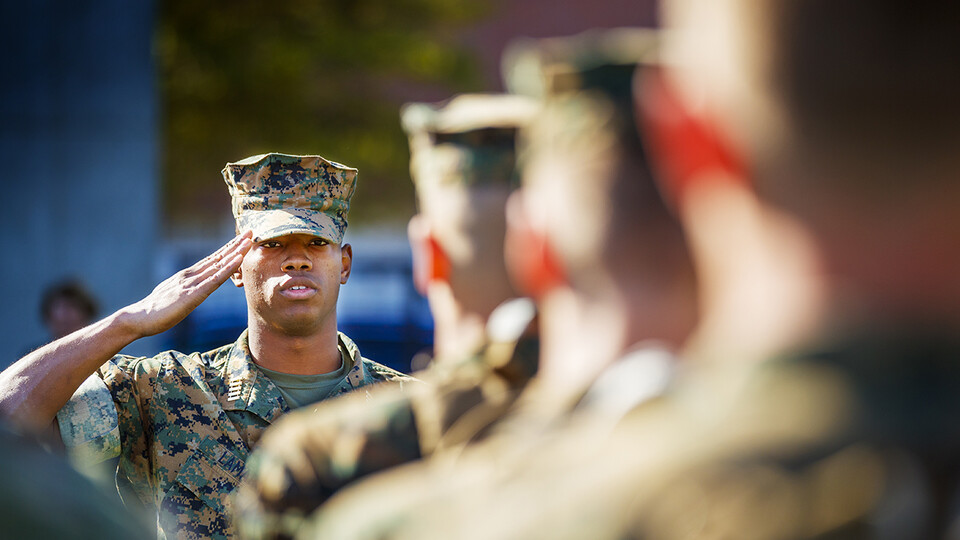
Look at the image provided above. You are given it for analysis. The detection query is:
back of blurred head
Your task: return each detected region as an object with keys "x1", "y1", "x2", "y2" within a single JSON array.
[
  {"x1": 503, "y1": 29, "x2": 698, "y2": 391},
  {"x1": 401, "y1": 95, "x2": 537, "y2": 362},
  {"x1": 649, "y1": 0, "x2": 960, "y2": 360}
]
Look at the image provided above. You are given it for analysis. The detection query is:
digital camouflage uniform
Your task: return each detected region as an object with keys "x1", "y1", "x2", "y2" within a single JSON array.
[
  {"x1": 405, "y1": 329, "x2": 960, "y2": 540},
  {"x1": 292, "y1": 346, "x2": 674, "y2": 540},
  {"x1": 233, "y1": 96, "x2": 541, "y2": 540},
  {"x1": 614, "y1": 330, "x2": 960, "y2": 540},
  {"x1": 235, "y1": 301, "x2": 538, "y2": 539},
  {"x1": 56, "y1": 153, "x2": 414, "y2": 539},
  {"x1": 57, "y1": 330, "x2": 409, "y2": 540}
]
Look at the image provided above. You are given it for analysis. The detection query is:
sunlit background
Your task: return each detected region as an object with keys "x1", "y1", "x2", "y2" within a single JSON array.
[{"x1": 0, "y1": 0, "x2": 656, "y2": 371}]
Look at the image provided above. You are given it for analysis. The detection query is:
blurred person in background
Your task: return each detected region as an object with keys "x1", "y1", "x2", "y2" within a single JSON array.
[
  {"x1": 40, "y1": 280, "x2": 99, "y2": 341},
  {"x1": 20, "y1": 279, "x2": 100, "y2": 361},
  {"x1": 291, "y1": 28, "x2": 702, "y2": 540},
  {"x1": 233, "y1": 94, "x2": 540, "y2": 540},
  {"x1": 0, "y1": 153, "x2": 411, "y2": 539}
]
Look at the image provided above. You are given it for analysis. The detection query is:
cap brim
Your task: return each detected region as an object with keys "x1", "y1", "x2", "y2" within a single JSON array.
[{"x1": 237, "y1": 208, "x2": 345, "y2": 243}]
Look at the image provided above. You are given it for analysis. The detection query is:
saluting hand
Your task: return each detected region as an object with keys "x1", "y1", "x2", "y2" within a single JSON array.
[{"x1": 122, "y1": 231, "x2": 253, "y2": 338}]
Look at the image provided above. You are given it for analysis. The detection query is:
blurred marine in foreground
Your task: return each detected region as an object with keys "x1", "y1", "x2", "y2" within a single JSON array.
[
  {"x1": 291, "y1": 27, "x2": 701, "y2": 540},
  {"x1": 608, "y1": 0, "x2": 960, "y2": 536},
  {"x1": 353, "y1": 1, "x2": 960, "y2": 538},
  {"x1": 234, "y1": 95, "x2": 540, "y2": 540}
]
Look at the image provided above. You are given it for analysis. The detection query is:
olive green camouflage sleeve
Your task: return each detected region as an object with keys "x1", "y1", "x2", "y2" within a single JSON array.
[
  {"x1": 234, "y1": 329, "x2": 539, "y2": 540},
  {"x1": 57, "y1": 354, "x2": 158, "y2": 506},
  {"x1": 57, "y1": 372, "x2": 121, "y2": 467},
  {"x1": 234, "y1": 384, "x2": 424, "y2": 540}
]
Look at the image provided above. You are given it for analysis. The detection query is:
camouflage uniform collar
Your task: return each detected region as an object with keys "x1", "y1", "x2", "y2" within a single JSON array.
[
  {"x1": 221, "y1": 330, "x2": 286, "y2": 422},
  {"x1": 221, "y1": 330, "x2": 371, "y2": 417},
  {"x1": 334, "y1": 332, "x2": 374, "y2": 392}
]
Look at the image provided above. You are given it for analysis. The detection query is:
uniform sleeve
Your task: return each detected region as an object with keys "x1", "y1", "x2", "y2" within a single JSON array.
[
  {"x1": 57, "y1": 354, "x2": 159, "y2": 505},
  {"x1": 57, "y1": 372, "x2": 121, "y2": 466},
  {"x1": 233, "y1": 385, "x2": 425, "y2": 540}
]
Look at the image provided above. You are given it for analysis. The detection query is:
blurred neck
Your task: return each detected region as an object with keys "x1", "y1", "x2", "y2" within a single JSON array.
[
  {"x1": 679, "y1": 175, "x2": 827, "y2": 367},
  {"x1": 536, "y1": 287, "x2": 625, "y2": 399},
  {"x1": 426, "y1": 281, "x2": 490, "y2": 363},
  {"x1": 680, "y1": 173, "x2": 960, "y2": 366}
]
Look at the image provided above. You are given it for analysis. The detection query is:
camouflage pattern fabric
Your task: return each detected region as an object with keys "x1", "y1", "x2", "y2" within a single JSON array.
[
  {"x1": 56, "y1": 330, "x2": 410, "y2": 540},
  {"x1": 290, "y1": 344, "x2": 675, "y2": 540},
  {"x1": 614, "y1": 331, "x2": 960, "y2": 540},
  {"x1": 401, "y1": 94, "x2": 538, "y2": 190},
  {"x1": 233, "y1": 303, "x2": 539, "y2": 540},
  {"x1": 346, "y1": 331, "x2": 960, "y2": 540},
  {"x1": 57, "y1": 372, "x2": 121, "y2": 468},
  {"x1": 0, "y1": 422, "x2": 149, "y2": 539},
  {"x1": 222, "y1": 153, "x2": 358, "y2": 244}
]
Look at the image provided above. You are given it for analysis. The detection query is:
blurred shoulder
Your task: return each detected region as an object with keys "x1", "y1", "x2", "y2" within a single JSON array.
[{"x1": 361, "y1": 357, "x2": 419, "y2": 384}]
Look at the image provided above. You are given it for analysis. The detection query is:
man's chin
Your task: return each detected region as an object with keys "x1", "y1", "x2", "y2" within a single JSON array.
[{"x1": 263, "y1": 312, "x2": 328, "y2": 337}]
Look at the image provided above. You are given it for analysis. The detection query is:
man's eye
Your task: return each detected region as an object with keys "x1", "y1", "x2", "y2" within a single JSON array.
[
  {"x1": 260, "y1": 241, "x2": 281, "y2": 248},
  {"x1": 311, "y1": 239, "x2": 329, "y2": 246}
]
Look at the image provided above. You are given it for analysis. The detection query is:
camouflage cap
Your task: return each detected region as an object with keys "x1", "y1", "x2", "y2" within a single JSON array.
[
  {"x1": 400, "y1": 94, "x2": 538, "y2": 189},
  {"x1": 503, "y1": 28, "x2": 663, "y2": 186},
  {"x1": 222, "y1": 153, "x2": 358, "y2": 243},
  {"x1": 502, "y1": 27, "x2": 660, "y2": 99}
]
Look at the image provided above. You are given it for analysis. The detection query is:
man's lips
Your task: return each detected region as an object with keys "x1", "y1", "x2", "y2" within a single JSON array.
[{"x1": 278, "y1": 279, "x2": 318, "y2": 299}]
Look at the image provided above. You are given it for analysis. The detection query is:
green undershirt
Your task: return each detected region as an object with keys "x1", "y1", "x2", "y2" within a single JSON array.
[{"x1": 256, "y1": 349, "x2": 350, "y2": 409}]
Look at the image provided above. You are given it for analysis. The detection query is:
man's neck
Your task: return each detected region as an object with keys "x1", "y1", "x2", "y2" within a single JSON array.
[
  {"x1": 536, "y1": 288, "x2": 629, "y2": 399},
  {"x1": 247, "y1": 320, "x2": 342, "y2": 375},
  {"x1": 427, "y1": 282, "x2": 493, "y2": 364}
]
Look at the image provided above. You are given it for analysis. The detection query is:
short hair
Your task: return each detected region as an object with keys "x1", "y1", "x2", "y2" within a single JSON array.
[
  {"x1": 776, "y1": 1, "x2": 960, "y2": 177},
  {"x1": 522, "y1": 63, "x2": 684, "y2": 290},
  {"x1": 40, "y1": 280, "x2": 98, "y2": 324}
]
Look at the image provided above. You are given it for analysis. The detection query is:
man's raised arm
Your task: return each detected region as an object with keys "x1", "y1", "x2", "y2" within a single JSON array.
[{"x1": 0, "y1": 231, "x2": 253, "y2": 430}]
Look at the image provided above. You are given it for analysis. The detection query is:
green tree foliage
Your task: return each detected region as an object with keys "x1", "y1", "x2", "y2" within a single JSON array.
[{"x1": 157, "y1": 0, "x2": 489, "y2": 233}]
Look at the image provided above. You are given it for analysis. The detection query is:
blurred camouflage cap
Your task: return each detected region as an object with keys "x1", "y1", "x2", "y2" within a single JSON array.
[
  {"x1": 503, "y1": 28, "x2": 663, "y2": 177},
  {"x1": 502, "y1": 27, "x2": 660, "y2": 99},
  {"x1": 222, "y1": 153, "x2": 358, "y2": 243},
  {"x1": 400, "y1": 94, "x2": 538, "y2": 189},
  {"x1": 509, "y1": 28, "x2": 667, "y2": 211}
]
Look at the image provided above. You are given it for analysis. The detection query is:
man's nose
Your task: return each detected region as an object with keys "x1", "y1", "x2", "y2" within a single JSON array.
[{"x1": 282, "y1": 247, "x2": 312, "y2": 272}]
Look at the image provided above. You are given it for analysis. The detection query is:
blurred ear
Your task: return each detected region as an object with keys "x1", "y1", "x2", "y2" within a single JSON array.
[
  {"x1": 408, "y1": 215, "x2": 451, "y2": 295},
  {"x1": 504, "y1": 191, "x2": 566, "y2": 300},
  {"x1": 636, "y1": 67, "x2": 747, "y2": 209},
  {"x1": 340, "y1": 243, "x2": 353, "y2": 284}
]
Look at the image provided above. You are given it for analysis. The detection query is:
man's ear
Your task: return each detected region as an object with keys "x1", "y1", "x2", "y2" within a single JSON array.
[
  {"x1": 504, "y1": 191, "x2": 566, "y2": 300},
  {"x1": 340, "y1": 243, "x2": 353, "y2": 284},
  {"x1": 407, "y1": 215, "x2": 450, "y2": 295},
  {"x1": 230, "y1": 266, "x2": 244, "y2": 288},
  {"x1": 635, "y1": 67, "x2": 747, "y2": 209}
]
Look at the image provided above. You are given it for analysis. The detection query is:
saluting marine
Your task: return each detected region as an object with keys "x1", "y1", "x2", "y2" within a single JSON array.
[{"x1": 0, "y1": 153, "x2": 411, "y2": 539}]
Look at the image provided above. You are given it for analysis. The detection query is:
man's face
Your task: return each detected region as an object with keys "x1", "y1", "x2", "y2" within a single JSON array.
[
  {"x1": 232, "y1": 233, "x2": 352, "y2": 336},
  {"x1": 45, "y1": 298, "x2": 92, "y2": 340}
]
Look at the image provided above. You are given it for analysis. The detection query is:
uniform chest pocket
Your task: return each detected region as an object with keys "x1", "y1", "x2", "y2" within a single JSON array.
[{"x1": 171, "y1": 438, "x2": 247, "y2": 515}]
